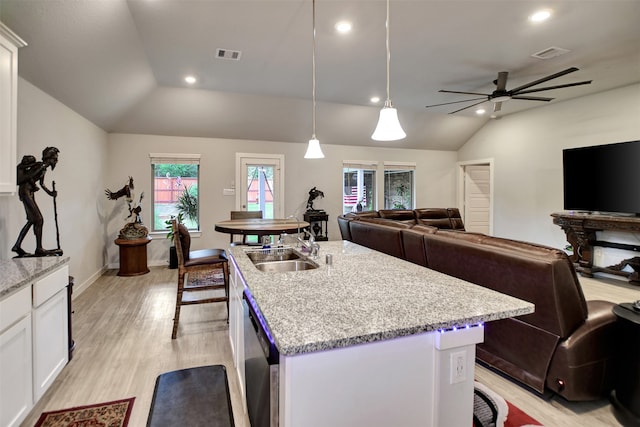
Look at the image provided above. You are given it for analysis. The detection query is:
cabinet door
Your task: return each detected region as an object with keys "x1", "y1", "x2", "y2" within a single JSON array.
[
  {"x1": 32, "y1": 289, "x2": 68, "y2": 401},
  {"x1": 0, "y1": 24, "x2": 25, "y2": 194},
  {"x1": 0, "y1": 315, "x2": 33, "y2": 427}
]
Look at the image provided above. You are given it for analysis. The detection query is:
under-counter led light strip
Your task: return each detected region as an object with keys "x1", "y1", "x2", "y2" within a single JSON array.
[{"x1": 437, "y1": 322, "x2": 484, "y2": 334}]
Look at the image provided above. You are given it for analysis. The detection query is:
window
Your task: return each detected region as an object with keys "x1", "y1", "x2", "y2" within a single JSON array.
[
  {"x1": 343, "y1": 161, "x2": 377, "y2": 214},
  {"x1": 150, "y1": 153, "x2": 201, "y2": 231},
  {"x1": 383, "y1": 162, "x2": 415, "y2": 210}
]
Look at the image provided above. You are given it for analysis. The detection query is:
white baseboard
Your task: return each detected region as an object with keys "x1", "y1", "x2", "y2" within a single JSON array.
[{"x1": 73, "y1": 265, "x2": 108, "y2": 298}]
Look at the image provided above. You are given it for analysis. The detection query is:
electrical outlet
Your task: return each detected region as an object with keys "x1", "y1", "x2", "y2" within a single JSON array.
[{"x1": 450, "y1": 350, "x2": 467, "y2": 384}]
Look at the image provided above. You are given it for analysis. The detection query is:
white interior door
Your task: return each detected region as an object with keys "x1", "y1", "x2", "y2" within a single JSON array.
[
  {"x1": 459, "y1": 163, "x2": 492, "y2": 235},
  {"x1": 236, "y1": 153, "x2": 284, "y2": 219}
]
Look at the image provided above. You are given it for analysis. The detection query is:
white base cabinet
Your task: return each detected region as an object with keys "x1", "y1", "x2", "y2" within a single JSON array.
[
  {"x1": 0, "y1": 288, "x2": 32, "y2": 427},
  {"x1": 0, "y1": 263, "x2": 69, "y2": 427}
]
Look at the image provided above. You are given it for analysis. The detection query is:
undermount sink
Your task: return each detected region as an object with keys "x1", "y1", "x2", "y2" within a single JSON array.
[
  {"x1": 254, "y1": 259, "x2": 319, "y2": 273},
  {"x1": 244, "y1": 247, "x2": 319, "y2": 272},
  {"x1": 245, "y1": 247, "x2": 303, "y2": 263}
]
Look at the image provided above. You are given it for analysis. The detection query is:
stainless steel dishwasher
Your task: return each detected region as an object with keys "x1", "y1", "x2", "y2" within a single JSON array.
[{"x1": 243, "y1": 290, "x2": 279, "y2": 427}]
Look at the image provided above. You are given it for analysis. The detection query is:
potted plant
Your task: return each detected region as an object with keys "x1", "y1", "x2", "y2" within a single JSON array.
[
  {"x1": 165, "y1": 184, "x2": 199, "y2": 268},
  {"x1": 165, "y1": 212, "x2": 184, "y2": 269}
]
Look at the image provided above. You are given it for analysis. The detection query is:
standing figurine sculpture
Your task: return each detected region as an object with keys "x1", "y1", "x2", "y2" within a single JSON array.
[
  {"x1": 105, "y1": 176, "x2": 148, "y2": 239},
  {"x1": 12, "y1": 147, "x2": 63, "y2": 257},
  {"x1": 306, "y1": 186, "x2": 325, "y2": 212}
]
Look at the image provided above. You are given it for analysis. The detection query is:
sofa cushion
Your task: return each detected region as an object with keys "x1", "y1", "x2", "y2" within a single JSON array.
[
  {"x1": 349, "y1": 220, "x2": 408, "y2": 258},
  {"x1": 447, "y1": 208, "x2": 466, "y2": 230},
  {"x1": 379, "y1": 209, "x2": 417, "y2": 225},
  {"x1": 414, "y1": 208, "x2": 453, "y2": 228},
  {"x1": 423, "y1": 233, "x2": 588, "y2": 337}
]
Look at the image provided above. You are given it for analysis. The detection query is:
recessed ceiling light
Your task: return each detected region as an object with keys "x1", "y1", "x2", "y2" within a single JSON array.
[
  {"x1": 185, "y1": 75, "x2": 197, "y2": 84},
  {"x1": 370, "y1": 96, "x2": 381, "y2": 103},
  {"x1": 335, "y1": 21, "x2": 352, "y2": 34},
  {"x1": 476, "y1": 108, "x2": 486, "y2": 115},
  {"x1": 529, "y1": 9, "x2": 552, "y2": 22}
]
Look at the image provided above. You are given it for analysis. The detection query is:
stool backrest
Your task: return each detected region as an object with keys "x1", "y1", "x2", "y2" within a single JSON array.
[{"x1": 230, "y1": 210, "x2": 263, "y2": 220}]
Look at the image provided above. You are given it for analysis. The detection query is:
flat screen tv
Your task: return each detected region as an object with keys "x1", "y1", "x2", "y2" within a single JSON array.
[{"x1": 563, "y1": 140, "x2": 640, "y2": 215}]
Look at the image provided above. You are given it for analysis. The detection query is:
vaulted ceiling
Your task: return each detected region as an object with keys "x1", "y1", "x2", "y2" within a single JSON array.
[{"x1": 2, "y1": 0, "x2": 639, "y2": 151}]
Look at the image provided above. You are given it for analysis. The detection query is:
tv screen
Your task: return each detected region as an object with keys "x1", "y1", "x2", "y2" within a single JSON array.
[{"x1": 563, "y1": 140, "x2": 640, "y2": 215}]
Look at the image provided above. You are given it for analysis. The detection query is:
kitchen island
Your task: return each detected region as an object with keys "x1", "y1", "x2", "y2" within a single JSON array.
[{"x1": 228, "y1": 241, "x2": 533, "y2": 427}]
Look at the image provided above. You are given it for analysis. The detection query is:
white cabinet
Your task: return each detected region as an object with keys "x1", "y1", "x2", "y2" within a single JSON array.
[
  {"x1": 0, "y1": 287, "x2": 33, "y2": 427},
  {"x1": 0, "y1": 23, "x2": 26, "y2": 195},
  {"x1": 32, "y1": 265, "x2": 69, "y2": 401}
]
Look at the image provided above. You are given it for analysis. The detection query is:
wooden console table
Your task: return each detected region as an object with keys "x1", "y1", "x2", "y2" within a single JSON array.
[
  {"x1": 551, "y1": 212, "x2": 640, "y2": 284},
  {"x1": 115, "y1": 237, "x2": 151, "y2": 276}
]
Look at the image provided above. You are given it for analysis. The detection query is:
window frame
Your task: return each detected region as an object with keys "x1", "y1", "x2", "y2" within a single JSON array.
[
  {"x1": 342, "y1": 160, "x2": 378, "y2": 214},
  {"x1": 383, "y1": 161, "x2": 416, "y2": 210},
  {"x1": 149, "y1": 153, "x2": 201, "y2": 233}
]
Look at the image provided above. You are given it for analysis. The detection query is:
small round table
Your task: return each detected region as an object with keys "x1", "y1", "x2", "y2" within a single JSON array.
[
  {"x1": 114, "y1": 237, "x2": 151, "y2": 276},
  {"x1": 214, "y1": 218, "x2": 310, "y2": 242}
]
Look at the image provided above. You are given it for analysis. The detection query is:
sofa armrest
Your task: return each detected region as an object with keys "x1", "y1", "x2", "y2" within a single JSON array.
[{"x1": 546, "y1": 300, "x2": 619, "y2": 401}]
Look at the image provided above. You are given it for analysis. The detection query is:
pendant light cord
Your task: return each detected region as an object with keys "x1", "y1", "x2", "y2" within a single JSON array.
[
  {"x1": 385, "y1": 0, "x2": 392, "y2": 108},
  {"x1": 312, "y1": 0, "x2": 317, "y2": 139}
]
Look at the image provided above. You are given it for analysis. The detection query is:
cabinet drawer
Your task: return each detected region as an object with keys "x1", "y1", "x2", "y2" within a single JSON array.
[
  {"x1": 33, "y1": 265, "x2": 69, "y2": 308},
  {"x1": 0, "y1": 286, "x2": 31, "y2": 332}
]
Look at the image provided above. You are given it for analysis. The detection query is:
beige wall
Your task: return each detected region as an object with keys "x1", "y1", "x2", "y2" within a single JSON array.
[
  {"x1": 106, "y1": 134, "x2": 458, "y2": 267},
  {"x1": 0, "y1": 78, "x2": 109, "y2": 293},
  {"x1": 8, "y1": 74, "x2": 638, "y2": 289},
  {"x1": 457, "y1": 83, "x2": 640, "y2": 250}
]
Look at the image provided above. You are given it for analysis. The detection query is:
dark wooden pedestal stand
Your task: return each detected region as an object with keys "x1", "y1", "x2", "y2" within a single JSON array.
[{"x1": 115, "y1": 237, "x2": 151, "y2": 276}]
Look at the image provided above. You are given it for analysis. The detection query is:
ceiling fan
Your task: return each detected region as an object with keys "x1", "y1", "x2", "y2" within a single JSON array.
[{"x1": 426, "y1": 67, "x2": 592, "y2": 114}]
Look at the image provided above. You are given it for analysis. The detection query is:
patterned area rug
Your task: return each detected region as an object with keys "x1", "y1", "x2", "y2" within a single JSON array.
[
  {"x1": 34, "y1": 397, "x2": 135, "y2": 427},
  {"x1": 474, "y1": 382, "x2": 543, "y2": 427}
]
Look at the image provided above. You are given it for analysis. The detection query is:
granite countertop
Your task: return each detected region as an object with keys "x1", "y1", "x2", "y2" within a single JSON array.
[
  {"x1": 230, "y1": 241, "x2": 534, "y2": 356},
  {"x1": 0, "y1": 256, "x2": 70, "y2": 300}
]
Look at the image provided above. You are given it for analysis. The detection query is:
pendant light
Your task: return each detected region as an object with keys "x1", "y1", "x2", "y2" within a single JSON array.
[
  {"x1": 304, "y1": 0, "x2": 325, "y2": 159},
  {"x1": 371, "y1": 0, "x2": 406, "y2": 141}
]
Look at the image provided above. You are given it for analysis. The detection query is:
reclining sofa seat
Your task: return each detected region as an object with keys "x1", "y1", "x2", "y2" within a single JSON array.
[
  {"x1": 424, "y1": 231, "x2": 618, "y2": 400},
  {"x1": 337, "y1": 209, "x2": 619, "y2": 401}
]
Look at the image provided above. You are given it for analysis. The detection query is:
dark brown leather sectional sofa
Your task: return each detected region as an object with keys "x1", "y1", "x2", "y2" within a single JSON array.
[{"x1": 338, "y1": 208, "x2": 619, "y2": 402}]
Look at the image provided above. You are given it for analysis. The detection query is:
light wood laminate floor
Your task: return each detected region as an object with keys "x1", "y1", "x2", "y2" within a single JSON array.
[{"x1": 19, "y1": 268, "x2": 639, "y2": 427}]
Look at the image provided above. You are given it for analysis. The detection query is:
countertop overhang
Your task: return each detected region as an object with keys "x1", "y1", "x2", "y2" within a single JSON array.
[
  {"x1": 0, "y1": 256, "x2": 71, "y2": 300},
  {"x1": 230, "y1": 241, "x2": 534, "y2": 356}
]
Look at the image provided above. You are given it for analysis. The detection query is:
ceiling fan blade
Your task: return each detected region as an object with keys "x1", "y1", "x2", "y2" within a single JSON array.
[
  {"x1": 508, "y1": 67, "x2": 580, "y2": 93},
  {"x1": 513, "y1": 80, "x2": 592, "y2": 95},
  {"x1": 439, "y1": 89, "x2": 490, "y2": 96},
  {"x1": 493, "y1": 102, "x2": 502, "y2": 113},
  {"x1": 449, "y1": 99, "x2": 487, "y2": 114},
  {"x1": 511, "y1": 95, "x2": 554, "y2": 101},
  {"x1": 426, "y1": 97, "x2": 487, "y2": 108},
  {"x1": 495, "y1": 71, "x2": 508, "y2": 91}
]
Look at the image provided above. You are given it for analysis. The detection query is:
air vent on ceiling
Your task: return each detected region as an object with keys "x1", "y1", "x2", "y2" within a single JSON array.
[
  {"x1": 216, "y1": 48, "x2": 242, "y2": 61},
  {"x1": 531, "y1": 46, "x2": 570, "y2": 60}
]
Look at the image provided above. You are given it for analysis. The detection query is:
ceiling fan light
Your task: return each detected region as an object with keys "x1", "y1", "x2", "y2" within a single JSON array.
[
  {"x1": 304, "y1": 138, "x2": 325, "y2": 159},
  {"x1": 490, "y1": 95, "x2": 511, "y2": 103},
  {"x1": 372, "y1": 106, "x2": 406, "y2": 141}
]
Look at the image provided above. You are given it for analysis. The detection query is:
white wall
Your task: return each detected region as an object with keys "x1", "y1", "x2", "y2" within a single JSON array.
[
  {"x1": 106, "y1": 134, "x2": 458, "y2": 267},
  {"x1": 0, "y1": 78, "x2": 109, "y2": 293},
  {"x1": 457, "y1": 83, "x2": 640, "y2": 250}
]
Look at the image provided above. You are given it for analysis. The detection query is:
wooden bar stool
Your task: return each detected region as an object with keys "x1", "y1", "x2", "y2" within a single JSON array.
[{"x1": 171, "y1": 220, "x2": 229, "y2": 339}]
